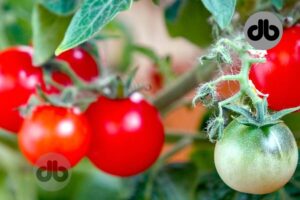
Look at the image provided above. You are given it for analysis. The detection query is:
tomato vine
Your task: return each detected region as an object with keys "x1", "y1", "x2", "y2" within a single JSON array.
[
  {"x1": 1, "y1": 0, "x2": 300, "y2": 199},
  {"x1": 193, "y1": 36, "x2": 300, "y2": 141}
]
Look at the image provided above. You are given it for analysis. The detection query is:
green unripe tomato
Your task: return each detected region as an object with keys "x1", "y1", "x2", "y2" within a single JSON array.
[{"x1": 214, "y1": 119, "x2": 298, "y2": 194}]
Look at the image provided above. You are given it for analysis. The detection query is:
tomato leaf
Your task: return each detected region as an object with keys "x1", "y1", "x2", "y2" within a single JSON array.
[
  {"x1": 164, "y1": 0, "x2": 213, "y2": 47},
  {"x1": 55, "y1": 0, "x2": 133, "y2": 55},
  {"x1": 271, "y1": 0, "x2": 284, "y2": 10},
  {"x1": 0, "y1": 0, "x2": 33, "y2": 49},
  {"x1": 32, "y1": 4, "x2": 73, "y2": 65},
  {"x1": 165, "y1": 0, "x2": 182, "y2": 23},
  {"x1": 236, "y1": 0, "x2": 257, "y2": 22},
  {"x1": 39, "y1": 0, "x2": 81, "y2": 16},
  {"x1": 201, "y1": 0, "x2": 236, "y2": 29}
]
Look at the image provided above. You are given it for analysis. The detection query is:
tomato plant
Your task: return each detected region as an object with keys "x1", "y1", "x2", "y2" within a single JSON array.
[
  {"x1": 18, "y1": 105, "x2": 91, "y2": 168},
  {"x1": 86, "y1": 94, "x2": 164, "y2": 177},
  {"x1": 215, "y1": 119, "x2": 298, "y2": 194},
  {"x1": 0, "y1": 46, "x2": 44, "y2": 133},
  {"x1": 250, "y1": 25, "x2": 300, "y2": 111},
  {"x1": 1, "y1": 0, "x2": 300, "y2": 199}
]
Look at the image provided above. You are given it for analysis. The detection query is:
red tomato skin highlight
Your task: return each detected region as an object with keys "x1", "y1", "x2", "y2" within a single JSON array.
[
  {"x1": 250, "y1": 25, "x2": 300, "y2": 110},
  {"x1": 18, "y1": 105, "x2": 91, "y2": 168},
  {"x1": 86, "y1": 94, "x2": 165, "y2": 177},
  {"x1": 0, "y1": 46, "x2": 44, "y2": 132}
]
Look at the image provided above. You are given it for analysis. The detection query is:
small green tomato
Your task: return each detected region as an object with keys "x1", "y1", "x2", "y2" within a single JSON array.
[{"x1": 214, "y1": 119, "x2": 298, "y2": 194}]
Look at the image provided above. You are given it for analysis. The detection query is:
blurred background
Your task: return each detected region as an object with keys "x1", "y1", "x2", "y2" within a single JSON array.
[{"x1": 1, "y1": 0, "x2": 300, "y2": 200}]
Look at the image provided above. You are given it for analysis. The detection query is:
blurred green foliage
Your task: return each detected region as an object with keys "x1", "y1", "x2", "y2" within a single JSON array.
[
  {"x1": 0, "y1": 0, "x2": 300, "y2": 200},
  {"x1": 0, "y1": 0, "x2": 34, "y2": 49},
  {"x1": 164, "y1": 0, "x2": 213, "y2": 47}
]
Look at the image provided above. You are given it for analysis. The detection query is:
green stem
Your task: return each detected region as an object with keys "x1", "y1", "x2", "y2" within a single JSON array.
[
  {"x1": 165, "y1": 131, "x2": 208, "y2": 143},
  {"x1": 36, "y1": 86, "x2": 57, "y2": 105},
  {"x1": 115, "y1": 77, "x2": 125, "y2": 99},
  {"x1": 45, "y1": 60, "x2": 115, "y2": 92},
  {"x1": 220, "y1": 40, "x2": 267, "y2": 122},
  {"x1": 133, "y1": 45, "x2": 175, "y2": 83},
  {"x1": 221, "y1": 38, "x2": 241, "y2": 52},
  {"x1": 218, "y1": 91, "x2": 242, "y2": 116},
  {"x1": 43, "y1": 72, "x2": 65, "y2": 91},
  {"x1": 210, "y1": 74, "x2": 240, "y2": 85},
  {"x1": 239, "y1": 56, "x2": 266, "y2": 122},
  {"x1": 53, "y1": 61, "x2": 90, "y2": 89},
  {"x1": 160, "y1": 99, "x2": 193, "y2": 117}
]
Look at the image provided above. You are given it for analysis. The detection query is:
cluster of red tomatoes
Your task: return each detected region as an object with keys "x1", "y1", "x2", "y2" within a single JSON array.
[{"x1": 0, "y1": 46, "x2": 164, "y2": 177}]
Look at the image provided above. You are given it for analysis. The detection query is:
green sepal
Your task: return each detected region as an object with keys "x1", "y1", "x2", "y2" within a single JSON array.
[
  {"x1": 234, "y1": 116, "x2": 282, "y2": 128},
  {"x1": 112, "y1": 76, "x2": 125, "y2": 99},
  {"x1": 198, "y1": 44, "x2": 232, "y2": 65},
  {"x1": 36, "y1": 86, "x2": 62, "y2": 106},
  {"x1": 125, "y1": 67, "x2": 138, "y2": 91},
  {"x1": 233, "y1": 116, "x2": 258, "y2": 126},
  {"x1": 18, "y1": 94, "x2": 41, "y2": 117},
  {"x1": 193, "y1": 83, "x2": 218, "y2": 107},
  {"x1": 270, "y1": 106, "x2": 300, "y2": 121},
  {"x1": 223, "y1": 104, "x2": 253, "y2": 120},
  {"x1": 60, "y1": 87, "x2": 77, "y2": 105}
]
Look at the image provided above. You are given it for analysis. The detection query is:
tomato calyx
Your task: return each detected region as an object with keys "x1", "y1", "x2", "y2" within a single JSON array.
[
  {"x1": 43, "y1": 59, "x2": 111, "y2": 92},
  {"x1": 18, "y1": 51, "x2": 143, "y2": 118},
  {"x1": 225, "y1": 103, "x2": 300, "y2": 128},
  {"x1": 36, "y1": 59, "x2": 114, "y2": 109},
  {"x1": 194, "y1": 83, "x2": 218, "y2": 107},
  {"x1": 104, "y1": 68, "x2": 149, "y2": 99}
]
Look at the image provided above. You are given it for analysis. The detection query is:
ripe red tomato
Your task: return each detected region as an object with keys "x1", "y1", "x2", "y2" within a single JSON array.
[
  {"x1": 0, "y1": 46, "x2": 44, "y2": 132},
  {"x1": 54, "y1": 47, "x2": 99, "y2": 85},
  {"x1": 18, "y1": 105, "x2": 91, "y2": 168},
  {"x1": 86, "y1": 93, "x2": 164, "y2": 177},
  {"x1": 149, "y1": 67, "x2": 164, "y2": 94},
  {"x1": 250, "y1": 25, "x2": 300, "y2": 110}
]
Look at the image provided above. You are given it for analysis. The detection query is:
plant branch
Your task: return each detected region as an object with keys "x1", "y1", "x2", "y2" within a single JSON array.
[
  {"x1": 45, "y1": 60, "x2": 116, "y2": 92},
  {"x1": 166, "y1": 131, "x2": 208, "y2": 143},
  {"x1": 218, "y1": 91, "x2": 242, "y2": 116},
  {"x1": 210, "y1": 74, "x2": 240, "y2": 85},
  {"x1": 152, "y1": 62, "x2": 217, "y2": 113}
]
